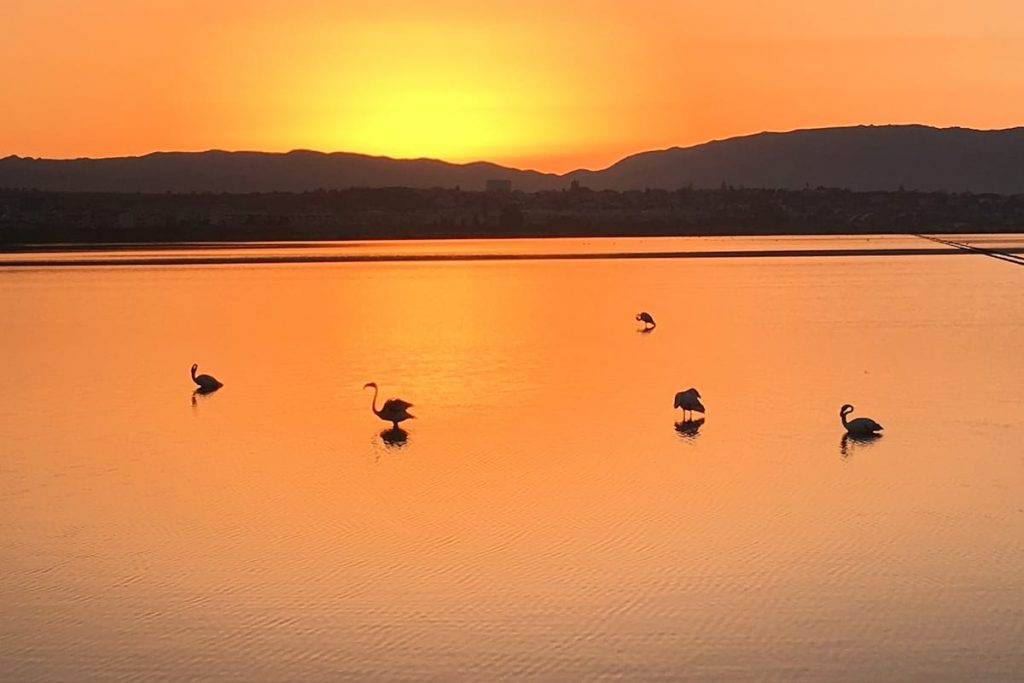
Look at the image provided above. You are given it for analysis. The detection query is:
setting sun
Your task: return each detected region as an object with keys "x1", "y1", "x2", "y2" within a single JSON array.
[{"x1": 2, "y1": 0, "x2": 1021, "y2": 171}]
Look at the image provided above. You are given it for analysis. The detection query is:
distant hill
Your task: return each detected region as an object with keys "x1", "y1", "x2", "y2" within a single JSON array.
[
  {"x1": 0, "y1": 150, "x2": 564, "y2": 193},
  {"x1": 568, "y1": 125, "x2": 1024, "y2": 193},
  {"x1": 2, "y1": 125, "x2": 1024, "y2": 194}
]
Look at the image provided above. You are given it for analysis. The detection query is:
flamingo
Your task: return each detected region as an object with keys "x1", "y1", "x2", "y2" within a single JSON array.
[
  {"x1": 674, "y1": 388, "x2": 705, "y2": 420},
  {"x1": 191, "y1": 363, "x2": 223, "y2": 392},
  {"x1": 364, "y1": 382, "x2": 414, "y2": 429},
  {"x1": 636, "y1": 311, "x2": 656, "y2": 329},
  {"x1": 839, "y1": 404, "x2": 883, "y2": 436}
]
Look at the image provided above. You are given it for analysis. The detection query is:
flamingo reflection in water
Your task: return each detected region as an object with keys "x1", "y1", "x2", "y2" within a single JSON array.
[
  {"x1": 674, "y1": 416, "x2": 705, "y2": 438},
  {"x1": 191, "y1": 392, "x2": 217, "y2": 407},
  {"x1": 840, "y1": 432, "x2": 882, "y2": 459},
  {"x1": 380, "y1": 426, "x2": 409, "y2": 448}
]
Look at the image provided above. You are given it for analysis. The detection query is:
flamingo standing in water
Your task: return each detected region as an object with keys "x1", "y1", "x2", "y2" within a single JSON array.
[
  {"x1": 364, "y1": 382, "x2": 414, "y2": 429},
  {"x1": 839, "y1": 404, "x2": 883, "y2": 437},
  {"x1": 674, "y1": 388, "x2": 705, "y2": 420},
  {"x1": 636, "y1": 312, "x2": 656, "y2": 329},
  {"x1": 191, "y1": 363, "x2": 223, "y2": 392}
]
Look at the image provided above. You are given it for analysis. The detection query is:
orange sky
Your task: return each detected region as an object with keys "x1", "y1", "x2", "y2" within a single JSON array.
[{"x1": 2, "y1": 0, "x2": 1023, "y2": 172}]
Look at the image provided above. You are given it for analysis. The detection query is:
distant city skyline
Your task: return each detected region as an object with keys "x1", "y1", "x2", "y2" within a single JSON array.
[{"x1": 4, "y1": 0, "x2": 1023, "y2": 173}]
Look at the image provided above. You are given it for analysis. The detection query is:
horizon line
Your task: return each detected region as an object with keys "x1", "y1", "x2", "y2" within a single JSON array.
[{"x1": 5, "y1": 122, "x2": 1023, "y2": 176}]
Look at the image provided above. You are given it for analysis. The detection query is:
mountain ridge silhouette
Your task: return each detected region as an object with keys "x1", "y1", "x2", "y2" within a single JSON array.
[{"x1": 3, "y1": 124, "x2": 1023, "y2": 194}]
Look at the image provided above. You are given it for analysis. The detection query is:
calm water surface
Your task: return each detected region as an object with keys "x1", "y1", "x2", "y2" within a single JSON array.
[{"x1": 2, "y1": 236, "x2": 1022, "y2": 681}]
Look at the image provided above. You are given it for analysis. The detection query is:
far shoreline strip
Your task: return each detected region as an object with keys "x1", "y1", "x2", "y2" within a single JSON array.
[{"x1": 0, "y1": 246, "x2": 1003, "y2": 268}]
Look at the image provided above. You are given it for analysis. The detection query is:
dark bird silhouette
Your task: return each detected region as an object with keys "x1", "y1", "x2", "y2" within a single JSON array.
[
  {"x1": 636, "y1": 311, "x2": 656, "y2": 329},
  {"x1": 191, "y1": 363, "x2": 223, "y2": 393},
  {"x1": 674, "y1": 388, "x2": 705, "y2": 420},
  {"x1": 364, "y1": 382, "x2": 414, "y2": 429},
  {"x1": 839, "y1": 404, "x2": 883, "y2": 436}
]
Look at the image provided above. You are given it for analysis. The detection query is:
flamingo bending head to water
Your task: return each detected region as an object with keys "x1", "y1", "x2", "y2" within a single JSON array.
[
  {"x1": 364, "y1": 382, "x2": 414, "y2": 429},
  {"x1": 674, "y1": 388, "x2": 705, "y2": 420},
  {"x1": 636, "y1": 311, "x2": 656, "y2": 329}
]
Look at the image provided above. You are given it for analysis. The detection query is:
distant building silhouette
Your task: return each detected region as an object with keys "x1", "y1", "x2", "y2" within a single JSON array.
[{"x1": 485, "y1": 179, "x2": 512, "y2": 192}]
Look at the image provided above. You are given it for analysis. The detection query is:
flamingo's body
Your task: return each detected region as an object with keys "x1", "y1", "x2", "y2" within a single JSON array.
[
  {"x1": 364, "y1": 382, "x2": 414, "y2": 428},
  {"x1": 191, "y1": 363, "x2": 223, "y2": 392},
  {"x1": 636, "y1": 311, "x2": 656, "y2": 329},
  {"x1": 674, "y1": 388, "x2": 705, "y2": 420},
  {"x1": 840, "y1": 404, "x2": 883, "y2": 436}
]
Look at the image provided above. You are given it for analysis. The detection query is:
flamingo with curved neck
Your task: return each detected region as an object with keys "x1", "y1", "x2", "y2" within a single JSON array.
[
  {"x1": 840, "y1": 404, "x2": 883, "y2": 436},
  {"x1": 636, "y1": 311, "x2": 656, "y2": 329},
  {"x1": 366, "y1": 382, "x2": 382, "y2": 416},
  {"x1": 191, "y1": 363, "x2": 223, "y2": 392},
  {"x1": 363, "y1": 382, "x2": 414, "y2": 429}
]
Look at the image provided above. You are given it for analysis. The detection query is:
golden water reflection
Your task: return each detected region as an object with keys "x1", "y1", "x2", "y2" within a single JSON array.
[{"x1": 1, "y1": 239, "x2": 1022, "y2": 681}]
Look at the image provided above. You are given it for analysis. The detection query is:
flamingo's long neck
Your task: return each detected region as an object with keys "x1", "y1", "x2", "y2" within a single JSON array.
[
  {"x1": 370, "y1": 385, "x2": 382, "y2": 417},
  {"x1": 841, "y1": 408, "x2": 851, "y2": 427},
  {"x1": 191, "y1": 366, "x2": 198, "y2": 381}
]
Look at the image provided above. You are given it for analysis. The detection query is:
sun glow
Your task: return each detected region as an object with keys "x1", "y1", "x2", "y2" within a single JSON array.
[
  {"x1": 245, "y1": 17, "x2": 604, "y2": 165},
  {"x1": 320, "y1": 52, "x2": 552, "y2": 162},
  {"x1": 2, "y1": 1, "x2": 1024, "y2": 172}
]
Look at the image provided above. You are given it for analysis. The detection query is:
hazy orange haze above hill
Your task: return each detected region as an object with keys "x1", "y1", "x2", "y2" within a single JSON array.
[{"x1": 2, "y1": 0, "x2": 1022, "y2": 172}]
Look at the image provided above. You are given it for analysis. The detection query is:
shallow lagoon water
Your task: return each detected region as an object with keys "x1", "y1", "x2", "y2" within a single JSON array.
[{"x1": 1, "y1": 236, "x2": 1022, "y2": 681}]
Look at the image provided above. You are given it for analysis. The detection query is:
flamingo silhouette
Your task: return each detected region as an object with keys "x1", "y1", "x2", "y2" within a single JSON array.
[
  {"x1": 839, "y1": 404, "x2": 883, "y2": 436},
  {"x1": 636, "y1": 311, "x2": 656, "y2": 329},
  {"x1": 364, "y1": 382, "x2": 414, "y2": 429},
  {"x1": 191, "y1": 363, "x2": 223, "y2": 393},
  {"x1": 674, "y1": 388, "x2": 705, "y2": 420}
]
